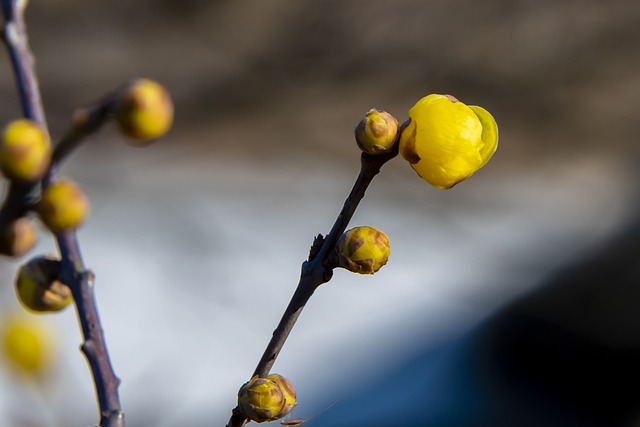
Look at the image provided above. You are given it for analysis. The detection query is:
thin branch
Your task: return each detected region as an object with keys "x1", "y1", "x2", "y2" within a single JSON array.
[
  {"x1": 1, "y1": 2, "x2": 124, "y2": 426},
  {"x1": 49, "y1": 95, "x2": 117, "y2": 172},
  {"x1": 226, "y1": 147, "x2": 398, "y2": 427},
  {"x1": 0, "y1": 0, "x2": 46, "y2": 228}
]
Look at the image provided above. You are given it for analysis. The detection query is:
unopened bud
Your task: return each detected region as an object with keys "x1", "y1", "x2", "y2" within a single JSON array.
[
  {"x1": 0, "y1": 217, "x2": 37, "y2": 257},
  {"x1": 0, "y1": 119, "x2": 51, "y2": 182},
  {"x1": 238, "y1": 374, "x2": 297, "y2": 423},
  {"x1": 38, "y1": 179, "x2": 89, "y2": 233},
  {"x1": 15, "y1": 256, "x2": 71, "y2": 313},
  {"x1": 355, "y1": 109, "x2": 398, "y2": 155},
  {"x1": 337, "y1": 226, "x2": 390, "y2": 274},
  {"x1": 114, "y1": 79, "x2": 174, "y2": 144}
]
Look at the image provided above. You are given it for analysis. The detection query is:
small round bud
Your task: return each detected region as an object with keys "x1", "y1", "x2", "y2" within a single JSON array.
[
  {"x1": 1, "y1": 313, "x2": 55, "y2": 376},
  {"x1": 266, "y1": 374, "x2": 297, "y2": 419},
  {"x1": 38, "y1": 179, "x2": 89, "y2": 232},
  {"x1": 355, "y1": 109, "x2": 398, "y2": 155},
  {"x1": 114, "y1": 79, "x2": 174, "y2": 144},
  {"x1": 399, "y1": 94, "x2": 498, "y2": 189},
  {"x1": 337, "y1": 226, "x2": 390, "y2": 274},
  {"x1": 15, "y1": 256, "x2": 71, "y2": 313},
  {"x1": 0, "y1": 217, "x2": 38, "y2": 257},
  {"x1": 0, "y1": 119, "x2": 51, "y2": 182},
  {"x1": 238, "y1": 375, "x2": 289, "y2": 423}
]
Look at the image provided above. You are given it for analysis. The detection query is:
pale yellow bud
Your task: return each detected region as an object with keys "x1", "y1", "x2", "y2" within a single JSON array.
[
  {"x1": 355, "y1": 109, "x2": 399, "y2": 155},
  {"x1": 115, "y1": 79, "x2": 174, "y2": 144},
  {"x1": 0, "y1": 217, "x2": 37, "y2": 257},
  {"x1": 0, "y1": 119, "x2": 51, "y2": 182},
  {"x1": 38, "y1": 179, "x2": 90, "y2": 232},
  {"x1": 337, "y1": 226, "x2": 390, "y2": 274}
]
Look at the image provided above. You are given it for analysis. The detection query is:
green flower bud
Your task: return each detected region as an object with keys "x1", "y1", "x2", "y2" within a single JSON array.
[
  {"x1": 38, "y1": 179, "x2": 90, "y2": 233},
  {"x1": 355, "y1": 109, "x2": 399, "y2": 155},
  {"x1": 0, "y1": 119, "x2": 51, "y2": 182},
  {"x1": 114, "y1": 79, "x2": 174, "y2": 144},
  {"x1": 15, "y1": 256, "x2": 71, "y2": 313},
  {"x1": 266, "y1": 374, "x2": 297, "y2": 419},
  {"x1": 238, "y1": 375, "x2": 292, "y2": 423},
  {"x1": 399, "y1": 94, "x2": 498, "y2": 189},
  {"x1": 0, "y1": 217, "x2": 37, "y2": 257},
  {"x1": 337, "y1": 226, "x2": 390, "y2": 274}
]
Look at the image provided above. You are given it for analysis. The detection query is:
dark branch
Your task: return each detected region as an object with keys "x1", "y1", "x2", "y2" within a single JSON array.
[
  {"x1": 227, "y1": 147, "x2": 398, "y2": 427},
  {"x1": 1, "y1": 2, "x2": 124, "y2": 425}
]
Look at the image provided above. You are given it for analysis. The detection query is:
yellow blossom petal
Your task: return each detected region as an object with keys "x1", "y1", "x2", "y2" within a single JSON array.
[{"x1": 399, "y1": 94, "x2": 498, "y2": 189}]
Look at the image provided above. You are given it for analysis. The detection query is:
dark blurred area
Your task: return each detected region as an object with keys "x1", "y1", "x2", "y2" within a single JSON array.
[{"x1": 1, "y1": 1, "x2": 640, "y2": 426}]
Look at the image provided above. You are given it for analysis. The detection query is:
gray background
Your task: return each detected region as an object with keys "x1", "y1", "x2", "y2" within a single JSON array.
[{"x1": 1, "y1": 1, "x2": 639, "y2": 426}]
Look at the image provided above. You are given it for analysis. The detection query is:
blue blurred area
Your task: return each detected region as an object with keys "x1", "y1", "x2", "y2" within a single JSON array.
[{"x1": 308, "y1": 219, "x2": 640, "y2": 427}]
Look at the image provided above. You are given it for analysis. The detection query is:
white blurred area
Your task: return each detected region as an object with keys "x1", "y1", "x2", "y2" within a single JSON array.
[{"x1": 1, "y1": 1, "x2": 640, "y2": 426}]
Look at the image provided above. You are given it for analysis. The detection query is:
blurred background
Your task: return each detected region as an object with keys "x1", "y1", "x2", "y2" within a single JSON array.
[{"x1": 1, "y1": 0, "x2": 640, "y2": 426}]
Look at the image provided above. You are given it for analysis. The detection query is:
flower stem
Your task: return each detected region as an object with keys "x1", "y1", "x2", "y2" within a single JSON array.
[
  {"x1": 227, "y1": 148, "x2": 398, "y2": 427},
  {"x1": 1, "y1": 2, "x2": 124, "y2": 425}
]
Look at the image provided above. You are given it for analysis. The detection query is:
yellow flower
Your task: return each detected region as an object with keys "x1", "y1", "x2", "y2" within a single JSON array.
[{"x1": 399, "y1": 94, "x2": 498, "y2": 189}]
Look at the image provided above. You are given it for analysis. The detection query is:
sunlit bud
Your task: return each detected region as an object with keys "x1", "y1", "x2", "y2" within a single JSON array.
[
  {"x1": 399, "y1": 94, "x2": 498, "y2": 189},
  {"x1": 0, "y1": 217, "x2": 37, "y2": 257},
  {"x1": 0, "y1": 119, "x2": 51, "y2": 182},
  {"x1": 15, "y1": 256, "x2": 71, "y2": 313},
  {"x1": 355, "y1": 109, "x2": 399, "y2": 155},
  {"x1": 266, "y1": 374, "x2": 297, "y2": 419},
  {"x1": 337, "y1": 226, "x2": 390, "y2": 274},
  {"x1": 1, "y1": 312, "x2": 56, "y2": 377},
  {"x1": 38, "y1": 179, "x2": 89, "y2": 232},
  {"x1": 238, "y1": 375, "x2": 286, "y2": 423},
  {"x1": 115, "y1": 78, "x2": 174, "y2": 144}
]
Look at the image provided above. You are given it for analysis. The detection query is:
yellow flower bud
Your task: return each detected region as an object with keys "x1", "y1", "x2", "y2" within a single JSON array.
[
  {"x1": 1, "y1": 312, "x2": 55, "y2": 376},
  {"x1": 38, "y1": 179, "x2": 90, "y2": 232},
  {"x1": 0, "y1": 217, "x2": 37, "y2": 257},
  {"x1": 15, "y1": 256, "x2": 71, "y2": 313},
  {"x1": 337, "y1": 226, "x2": 390, "y2": 274},
  {"x1": 115, "y1": 79, "x2": 174, "y2": 144},
  {"x1": 355, "y1": 109, "x2": 399, "y2": 155},
  {"x1": 0, "y1": 119, "x2": 51, "y2": 182},
  {"x1": 266, "y1": 374, "x2": 297, "y2": 419},
  {"x1": 399, "y1": 94, "x2": 498, "y2": 189},
  {"x1": 238, "y1": 375, "x2": 287, "y2": 423}
]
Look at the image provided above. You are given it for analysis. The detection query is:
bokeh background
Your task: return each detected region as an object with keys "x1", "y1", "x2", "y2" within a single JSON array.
[{"x1": 1, "y1": 0, "x2": 640, "y2": 426}]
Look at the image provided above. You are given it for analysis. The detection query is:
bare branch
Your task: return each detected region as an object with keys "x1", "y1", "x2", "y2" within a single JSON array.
[
  {"x1": 227, "y1": 148, "x2": 398, "y2": 427},
  {"x1": 1, "y1": 2, "x2": 124, "y2": 425}
]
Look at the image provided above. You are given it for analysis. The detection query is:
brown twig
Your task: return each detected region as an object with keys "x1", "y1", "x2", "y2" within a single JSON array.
[
  {"x1": 1, "y1": 1, "x2": 124, "y2": 426},
  {"x1": 226, "y1": 147, "x2": 399, "y2": 427}
]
